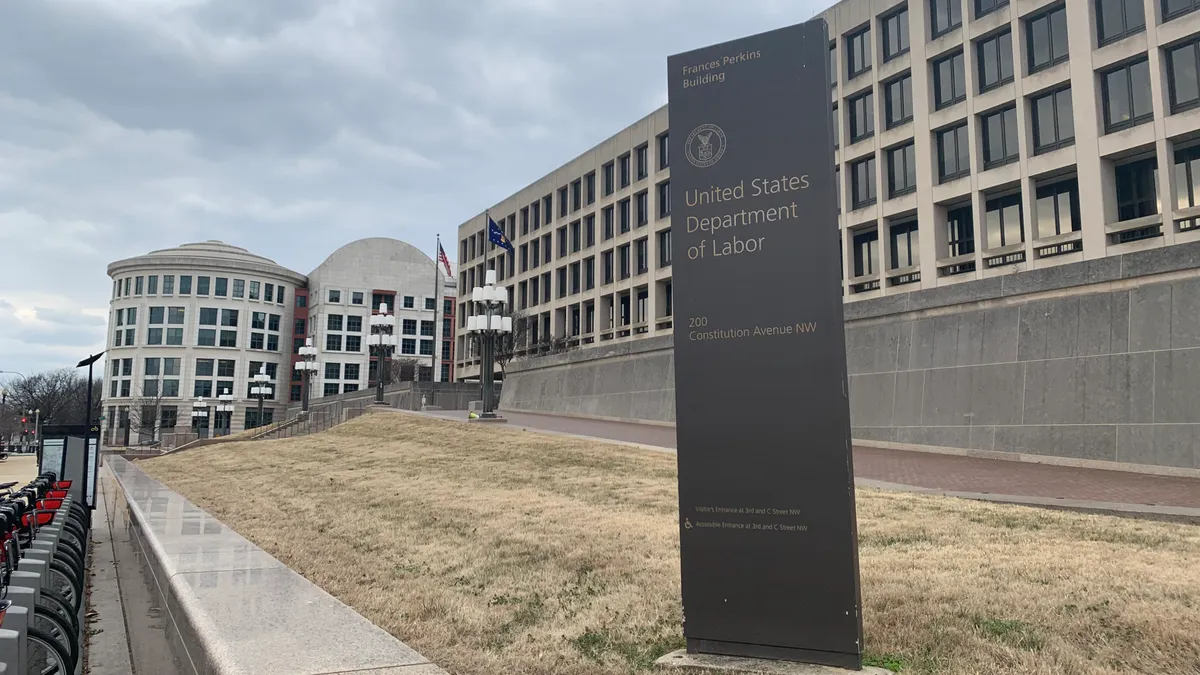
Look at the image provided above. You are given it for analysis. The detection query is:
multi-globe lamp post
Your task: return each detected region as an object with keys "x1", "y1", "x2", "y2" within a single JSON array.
[
  {"x1": 294, "y1": 338, "x2": 320, "y2": 413},
  {"x1": 251, "y1": 365, "x2": 272, "y2": 429},
  {"x1": 369, "y1": 303, "x2": 398, "y2": 406},
  {"x1": 216, "y1": 389, "x2": 235, "y2": 436},
  {"x1": 466, "y1": 270, "x2": 512, "y2": 419},
  {"x1": 191, "y1": 397, "x2": 210, "y2": 439}
]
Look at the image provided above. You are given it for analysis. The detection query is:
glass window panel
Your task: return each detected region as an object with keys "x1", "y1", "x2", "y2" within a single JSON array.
[
  {"x1": 987, "y1": 208, "x2": 1003, "y2": 249},
  {"x1": 1037, "y1": 194, "x2": 1056, "y2": 238},
  {"x1": 1131, "y1": 59, "x2": 1152, "y2": 119}
]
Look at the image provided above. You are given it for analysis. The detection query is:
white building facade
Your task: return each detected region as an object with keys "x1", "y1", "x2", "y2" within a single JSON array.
[
  {"x1": 456, "y1": 0, "x2": 1200, "y2": 380},
  {"x1": 104, "y1": 238, "x2": 455, "y2": 445}
]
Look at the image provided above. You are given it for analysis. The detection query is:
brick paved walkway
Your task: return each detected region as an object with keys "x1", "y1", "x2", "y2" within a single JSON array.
[{"x1": 430, "y1": 410, "x2": 1200, "y2": 509}]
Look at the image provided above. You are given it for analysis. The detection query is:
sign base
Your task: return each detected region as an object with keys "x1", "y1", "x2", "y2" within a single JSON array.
[
  {"x1": 658, "y1": 649, "x2": 889, "y2": 674},
  {"x1": 688, "y1": 639, "x2": 861, "y2": 670}
]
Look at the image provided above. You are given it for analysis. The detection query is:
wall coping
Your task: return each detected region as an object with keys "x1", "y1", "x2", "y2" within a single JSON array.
[{"x1": 108, "y1": 456, "x2": 448, "y2": 675}]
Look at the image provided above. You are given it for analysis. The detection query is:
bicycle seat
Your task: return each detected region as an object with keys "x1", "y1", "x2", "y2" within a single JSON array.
[{"x1": 0, "y1": 482, "x2": 16, "y2": 490}]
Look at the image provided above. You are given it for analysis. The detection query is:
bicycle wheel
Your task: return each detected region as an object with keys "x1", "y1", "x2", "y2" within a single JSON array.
[
  {"x1": 36, "y1": 587, "x2": 79, "y2": 636},
  {"x1": 33, "y1": 606, "x2": 78, "y2": 670},
  {"x1": 54, "y1": 549, "x2": 84, "y2": 580},
  {"x1": 47, "y1": 559, "x2": 82, "y2": 612},
  {"x1": 27, "y1": 625, "x2": 71, "y2": 675}
]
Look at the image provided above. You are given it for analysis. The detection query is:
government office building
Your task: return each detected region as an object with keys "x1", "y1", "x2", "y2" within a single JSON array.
[
  {"x1": 103, "y1": 238, "x2": 456, "y2": 445},
  {"x1": 457, "y1": 0, "x2": 1200, "y2": 378}
]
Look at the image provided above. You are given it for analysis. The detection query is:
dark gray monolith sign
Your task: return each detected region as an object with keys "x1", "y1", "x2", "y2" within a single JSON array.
[{"x1": 668, "y1": 19, "x2": 863, "y2": 669}]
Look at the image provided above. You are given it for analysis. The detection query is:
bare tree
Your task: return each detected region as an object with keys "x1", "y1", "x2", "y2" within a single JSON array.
[
  {"x1": 0, "y1": 369, "x2": 102, "y2": 429},
  {"x1": 494, "y1": 309, "x2": 531, "y2": 378},
  {"x1": 126, "y1": 383, "x2": 169, "y2": 442}
]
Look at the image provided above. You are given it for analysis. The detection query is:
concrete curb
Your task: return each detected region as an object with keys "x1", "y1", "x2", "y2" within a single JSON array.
[{"x1": 106, "y1": 456, "x2": 449, "y2": 675}]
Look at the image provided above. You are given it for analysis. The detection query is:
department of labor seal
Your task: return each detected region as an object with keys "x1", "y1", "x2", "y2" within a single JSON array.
[{"x1": 685, "y1": 123, "x2": 727, "y2": 168}]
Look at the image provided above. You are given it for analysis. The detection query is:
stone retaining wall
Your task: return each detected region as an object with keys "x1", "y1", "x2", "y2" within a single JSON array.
[{"x1": 498, "y1": 242, "x2": 1200, "y2": 471}]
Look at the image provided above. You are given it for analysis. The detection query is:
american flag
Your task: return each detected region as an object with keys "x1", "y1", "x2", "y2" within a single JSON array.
[{"x1": 437, "y1": 242, "x2": 453, "y2": 277}]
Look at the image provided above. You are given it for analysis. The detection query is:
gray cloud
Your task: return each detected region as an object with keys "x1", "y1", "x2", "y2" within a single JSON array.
[{"x1": 0, "y1": 0, "x2": 826, "y2": 374}]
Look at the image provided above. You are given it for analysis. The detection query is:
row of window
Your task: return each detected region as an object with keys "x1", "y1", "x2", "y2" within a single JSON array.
[
  {"x1": 322, "y1": 289, "x2": 439, "y2": 311},
  {"x1": 112, "y1": 274, "x2": 287, "y2": 305},
  {"x1": 322, "y1": 332, "x2": 436, "y2": 356},
  {"x1": 844, "y1": 142, "x2": 1199, "y2": 279},
  {"x1": 835, "y1": 1, "x2": 1194, "y2": 93},
  {"x1": 106, "y1": 357, "x2": 280, "y2": 400},
  {"x1": 461, "y1": 180, "x2": 672, "y2": 269}
]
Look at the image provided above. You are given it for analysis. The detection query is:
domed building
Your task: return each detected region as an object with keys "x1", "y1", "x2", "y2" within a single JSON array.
[{"x1": 103, "y1": 238, "x2": 455, "y2": 445}]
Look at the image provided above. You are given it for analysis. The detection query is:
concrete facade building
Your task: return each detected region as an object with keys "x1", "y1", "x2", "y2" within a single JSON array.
[
  {"x1": 461, "y1": 0, "x2": 1200, "y2": 472},
  {"x1": 103, "y1": 238, "x2": 454, "y2": 444}
]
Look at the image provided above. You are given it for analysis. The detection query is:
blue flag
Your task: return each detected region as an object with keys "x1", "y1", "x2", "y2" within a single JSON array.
[{"x1": 488, "y1": 216, "x2": 514, "y2": 253}]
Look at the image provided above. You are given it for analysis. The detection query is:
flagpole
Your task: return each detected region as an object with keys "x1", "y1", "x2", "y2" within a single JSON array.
[{"x1": 433, "y1": 233, "x2": 442, "y2": 383}]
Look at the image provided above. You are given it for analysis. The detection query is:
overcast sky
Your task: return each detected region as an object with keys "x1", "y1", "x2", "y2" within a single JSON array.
[{"x1": 0, "y1": 0, "x2": 828, "y2": 377}]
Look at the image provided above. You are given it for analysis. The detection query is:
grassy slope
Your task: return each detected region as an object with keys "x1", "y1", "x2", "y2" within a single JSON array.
[{"x1": 141, "y1": 413, "x2": 1200, "y2": 675}]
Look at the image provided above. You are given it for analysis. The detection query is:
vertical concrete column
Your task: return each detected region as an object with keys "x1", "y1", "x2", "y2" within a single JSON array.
[
  {"x1": 1066, "y1": 0, "x2": 1108, "y2": 255},
  {"x1": 911, "y1": 0, "x2": 941, "y2": 284},
  {"x1": 1143, "y1": 0, "x2": 1177, "y2": 244}
]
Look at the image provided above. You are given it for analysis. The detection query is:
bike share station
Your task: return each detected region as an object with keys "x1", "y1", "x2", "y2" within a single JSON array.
[{"x1": 0, "y1": 423, "x2": 98, "y2": 674}]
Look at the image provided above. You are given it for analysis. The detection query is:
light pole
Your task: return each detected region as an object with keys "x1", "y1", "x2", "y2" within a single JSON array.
[
  {"x1": 250, "y1": 365, "x2": 272, "y2": 429},
  {"x1": 76, "y1": 351, "x2": 103, "y2": 509},
  {"x1": 369, "y1": 303, "x2": 397, "y2": 406},
  {"x1": 28, "y1": 409, "x2": 41, "y2": 450},
  {"x1": 295, "y1": 338, "x2": 320, "y2": 413},
  {"x1": 190, "y1": 397, "x2": 210, "y2": 439},
  {"x1": 466, "y1": 270, "x2": 512, "y2": 418},
  {"x1": 216, "y1": 389, "x2": 235, "y2": 436}
]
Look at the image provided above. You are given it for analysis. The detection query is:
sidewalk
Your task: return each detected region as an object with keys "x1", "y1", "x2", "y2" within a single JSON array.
[{"x1": 425, "y1": 410, "x2": 1200, "y2": 516}]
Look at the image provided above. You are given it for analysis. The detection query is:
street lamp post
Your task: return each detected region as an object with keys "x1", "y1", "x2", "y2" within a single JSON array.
[
  {"x1": 369, "y1": 303, "x2": 397, "y2": 406},
  {"x1": 216, "y1": 389, "x2": 235, "y2": 436},
  {"x1": 295, "y1": 338, "x2": 320, "y2": 413},
  {"x1": 467, "y1": 270, "x2": 512, "y2": 418},
  {"x1": 250, "y1": 365, "x2": 272, "y2": 429},
  {"x1": 28, "y1": 409, "x2": 41, "y2": 450},
  {"x1": 190, "y1": 397, "x2": 210, "y2": 439}
]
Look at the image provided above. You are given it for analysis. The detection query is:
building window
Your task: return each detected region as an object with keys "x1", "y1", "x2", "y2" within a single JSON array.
[
  {"x1": 985, "y1": 193, "x2": 1024, "y2": 249},
  {"x1": 981, "y1": 106, "x2": 1019, "y2": 168},
  {"x1": 571, "y1": 179, "x2": 582, "y2": 212},
  {"x1": 248, "y1": 281, "x2": 260, "y2": 300},
  {"x1": 402, "y1": 319, "x2": 417, "y2": 335},
  {"x1": 619, "y1": 153, "x2": 631, "y2": 188},
  {"x1": 1031, "y1": 88, "x2": 1074, "y2": 154},
  {"x1": 619, "y1": 198, "x2": 631, "y2": 233},
  {"x1": 976, "y1": 0, "x2": 1008, "y2": 18},
  {"x1": 636, "y1": 190, "x2": 649, "y2": 226},
  {"x1": 1115, "y1": 157, "x2": 1159, "y2": 221},
  {"x1": 933, "y1": 51, "x2": 966, "y2": 109},
  {"x1": 198, "y1": 329, "x2": 216, "y2": 346},
  {"x1": 250, "y1": 333, "x2": 264, "y2": 350},
  {"x1": 401, "y1": 338, "x2": 416, "y2": 355},
  {"x1": 1096, "y1": 0, "x2": 1145, "y2": 45},
  {"x1": 558, "y1": 186, "x2": 569, "y2": 218},
  {"x1": 931, "y1": 0, "x2": 962, "y2": 38},
  {"x1": 882, "y1": 7, "x2": 909, "y2": 61},
  {"x1": 346, "y1": 335, "x2": 361, "y2": 352},
  {"x1": 1164, "y1": 0, "x2": 1200, "y2": 20},
  {"x1": 327, "y1": 314, "x2": 343, "y2": 331},
  {"x1": 219, "y1": 330, "x2": 237, "y2": 348},
  {"x1": 1027, "y1": 5, "x2": 1068, "y2": 73},
  {"x1": 558, "y1": 226, "x2": 569, "y2": 257},
  {"x1": 326, "y1": 334, "x2": 342, "y2": 351},
  {"x1": 165, "y1": 328, "x2": 183, "y2": 346},
  {"x1": 977, "y1": 30, "x2": 1014, "y2": 92},
  {"x1": 846, "y1": 27, "x2": 871, "y2": 78},
  {"x1": 831, "y1": 104, "x2": 840, "y2": 147},
  {"x1": 636, "y1": 144, "x2": 649, "y2": 180},
  {"x1": 937, "y1": 122, "x2": 971, "y2": 182},
  {"x1": 887, "y1": 142, "x2": 918, "y2": 197},
  {"x1": 657, "y1": 133, "x2": 669, "y2": 170},
  {"x1": 884, "y1": 74, "x2": 913, "y2": 128},
  {"x1": 323, "y1": 383, "x2": 339, "y2": 396},
  {"x1": 325, "y1": 362, "x2": 341, "y2": 380},
  {"x1": 603, "y1": 161, "x2": 615, "y2": 196},
  {"x1": 1175, "y1": 145, "x2": 1200, "y2": 210},
  {"x1": 658, "y1": 229, "x2": 672, "y2": 268},
  {"x1": 848, "y1": 90, "x2": 875, "y2": 142},
  {"x1": 1167, "y1": 39, "x2": 1200, "y2": 113},
  {"x1": 147, "y1": 275, "x2": 159, "y2": 294},
  {"x1": 179, "y1": 276, "x2": 191, "y2": 294},
  {"x1": 835, "y1": 166, "x2": 841, "y2": 213},
  {"x1": 947, "y1": 205, "x2": 975, "y2": 256},
  {"x1": 327, "y1": 289, "x2": 340, "y2": 303},
  {"x1": 830, "y1": 43, "x2": 837, "y2": 88},
  {"x1": 851, "y1": 156, "x2": 877, "y2": 209},
  {"x1": 852, "y1": 229, "x2": 879, "y2": 277},
  {"x1": 602, "y1": 250, "x2": 614, "y2": 285},
  {"x1": 221, "y1": 309, "x2": 238, "y2": 327},
  {"x1": 890, "y1": 220, "x2": 919, "y2": 269},
  {"x1": 570, "y1": 220, "x2": 582, "y2": 252},
  {"x1": 346, "y1": 315, "x2": 361, "y2": 332},
  {"x1": 135, "y1": 276, "x2": 144, "y2": 295},
  {"x1": 403, "y1": 295, "x2": 415, "y2": 309},
  {"x1": 657, "y1": 181, "x2": 671, "y2": 218},
  {"x1": 603, "y1": 206, "x2": 614, "y2": 240},
  {"x1": 1035, "y1": 178, "x2": 1081, "y2": 238},
  {"x1": 199, "y1": 308, "x2": 218, "y2": 326},
  {"x1": 1102, "y1": 58, "x2": 1153, "y2": 133}
]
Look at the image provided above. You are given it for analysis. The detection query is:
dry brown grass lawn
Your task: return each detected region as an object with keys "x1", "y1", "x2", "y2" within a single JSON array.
[{"x1": 140, "y1": 413, "x2": 1200, "y2": 675}]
